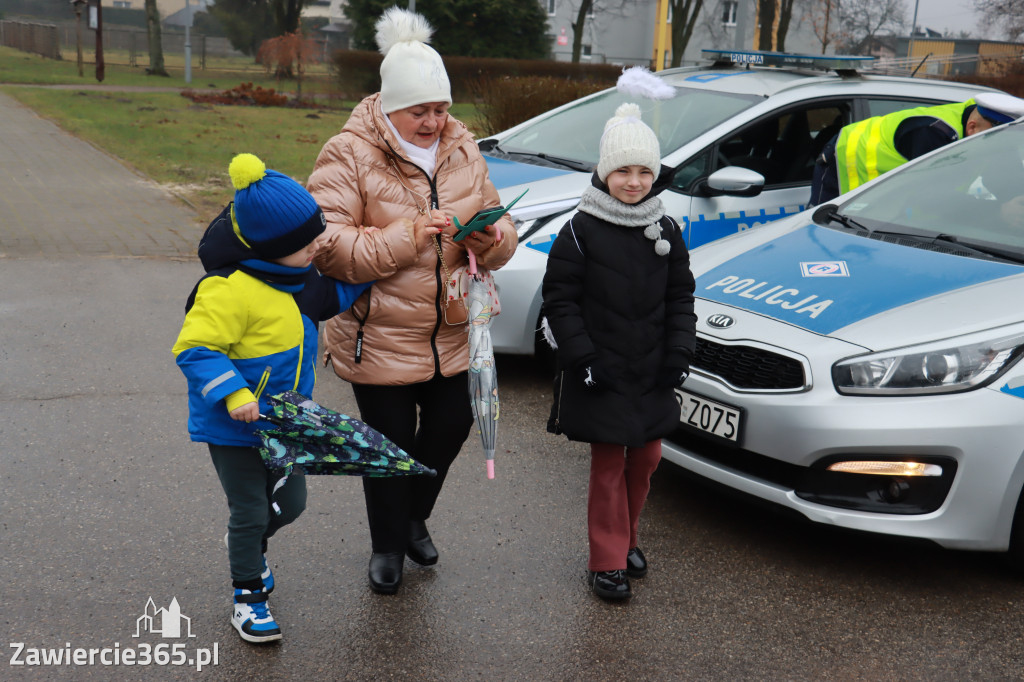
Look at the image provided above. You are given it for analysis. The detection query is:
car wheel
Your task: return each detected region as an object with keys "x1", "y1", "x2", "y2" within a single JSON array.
[{"x1": 1005, "y1": 485, "x2": 1024, "y2": 571}]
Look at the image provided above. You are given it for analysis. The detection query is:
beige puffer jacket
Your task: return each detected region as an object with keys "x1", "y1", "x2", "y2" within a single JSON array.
[{"x1": 308, "y1": 93, "x2": 517, "y2": 386}]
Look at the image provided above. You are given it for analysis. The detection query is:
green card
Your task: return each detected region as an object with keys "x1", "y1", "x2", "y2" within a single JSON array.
[{"x1": 452, "y1": 189, "x2": 528, "y2": 242}]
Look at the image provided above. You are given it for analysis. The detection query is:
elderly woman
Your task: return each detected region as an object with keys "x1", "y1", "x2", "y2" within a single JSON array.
[{"x1": 307, "y1": 7, "x2": 517, "y2": 594}]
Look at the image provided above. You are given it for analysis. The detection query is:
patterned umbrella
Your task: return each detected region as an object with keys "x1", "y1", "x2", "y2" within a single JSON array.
[
  {"x1": 467, "y1": 273, "x2": 500, "y2": 479},
  {"x1": 258, "y1": 391, "x2": 436, "y2": 513}
]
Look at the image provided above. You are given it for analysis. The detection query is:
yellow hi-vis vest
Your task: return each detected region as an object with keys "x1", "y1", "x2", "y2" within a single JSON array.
[{"x1": 836, "y1": 100, "x2": 973, "y2": 194}]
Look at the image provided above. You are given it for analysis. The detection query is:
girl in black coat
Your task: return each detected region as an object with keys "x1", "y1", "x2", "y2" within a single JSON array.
[{"x1": 542, "y1": 101, "x2": 697, "y2": 601}]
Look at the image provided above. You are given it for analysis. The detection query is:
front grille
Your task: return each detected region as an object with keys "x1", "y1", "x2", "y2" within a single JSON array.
[{"x1": 692, "y1": 337, "x2": 806, "y2": 390}]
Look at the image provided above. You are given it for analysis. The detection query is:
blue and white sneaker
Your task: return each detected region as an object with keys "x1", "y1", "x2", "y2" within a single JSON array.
[
  {"x1": 224, "y1": 533, "x2": 274, "y2": 593},
  {"x1": 260, "y1": 555, "x2": 275, "y2": 594},
  {"x1": 231, "y1": 588, "x2": 282, "y2": 643}
]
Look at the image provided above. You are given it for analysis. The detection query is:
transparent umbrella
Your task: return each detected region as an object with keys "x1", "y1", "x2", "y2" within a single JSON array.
[{"x1": 467, "y1": 271, "x2": 500, "y2": 479}]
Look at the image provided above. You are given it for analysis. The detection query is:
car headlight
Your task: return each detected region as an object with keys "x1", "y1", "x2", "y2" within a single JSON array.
[
  {"x1": 509, "y1": 199, "x2": 579, "y2": 240},
  {"x1": 832, "y1": 326, "x2": 1024, "y2": 396}
]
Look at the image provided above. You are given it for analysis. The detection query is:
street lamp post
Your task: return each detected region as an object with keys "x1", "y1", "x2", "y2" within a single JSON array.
[
  {"x1": 184, "y1": 0, "x2": 192, "y2": 84},
  {"x1": 909, "y1": 0, "x2": 920, "y2": 70},
  {"x1": 87, "y1": 0, "x2": 104, "y2": 82},
  {"x1": 70, "y1": 0, "x2": 85, "y2": 77}
]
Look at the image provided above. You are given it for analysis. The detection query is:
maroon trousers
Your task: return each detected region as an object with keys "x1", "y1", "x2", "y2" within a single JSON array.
[{"x1": 587, "y1": 439, "x2": 662, "y2": 571}]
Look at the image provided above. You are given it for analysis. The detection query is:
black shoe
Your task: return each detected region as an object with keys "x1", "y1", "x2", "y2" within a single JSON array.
[
  {"x1": 626, "y1": 547, "x2": 648, "y2": 579},
  {"x1": 588, "y1": 570, "x2": 631, "y2": 601},
  {"x1": 407, "y1": 519, "x2": 439, "y2": 566},
  {"x1": 368, "y1": 552, "x2": 403, "y2": 594}
]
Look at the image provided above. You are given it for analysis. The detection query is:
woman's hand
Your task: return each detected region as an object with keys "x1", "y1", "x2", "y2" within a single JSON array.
[
  {"x1": 464, "y1": 224, "x2": 497, "y2": 255},
  {"x1": 412, "y1": 209, "x2": 448, "y2": 250}
]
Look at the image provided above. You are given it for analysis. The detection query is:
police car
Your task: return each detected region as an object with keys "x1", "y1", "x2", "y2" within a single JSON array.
[
  {"x1": 484, "y1": 50, "x2": 1004, "y2": 357},
  {"x1": 663, "y1": 117, "x2": 1024, "y2": 561}
]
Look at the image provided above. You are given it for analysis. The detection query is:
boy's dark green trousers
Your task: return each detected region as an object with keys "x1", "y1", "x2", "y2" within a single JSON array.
[{"x1": 208, "y1": 444, "x2": 307, "y2": 588}]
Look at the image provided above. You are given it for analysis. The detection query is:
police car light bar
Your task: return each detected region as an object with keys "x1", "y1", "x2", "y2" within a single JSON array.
[{"x1": 702, "y1": 49, "x2": 877, "y2": 72}]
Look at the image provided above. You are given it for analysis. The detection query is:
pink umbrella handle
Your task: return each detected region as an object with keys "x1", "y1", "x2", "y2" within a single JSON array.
[
  {"x1": 486, "y1": 460, "x2": 495, "y2": 479},
  {"x1": 467, "y1": 225, "x2": 500, "y2": 276}
]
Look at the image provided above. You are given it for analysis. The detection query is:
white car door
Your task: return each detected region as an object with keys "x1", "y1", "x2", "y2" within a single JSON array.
[{"x1": 678, "y1": 100, "x2": 852, "y2": 249}]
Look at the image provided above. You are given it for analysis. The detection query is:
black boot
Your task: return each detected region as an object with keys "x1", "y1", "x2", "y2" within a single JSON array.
[
  {"x1": 406, "y1": 519, "x2": 439, "y2": 566},
  {"x1": 368, "y1": 552, "x2": 404, "y2": 594},
  {"x1": 626, "y1": 547, "x2": 648, "y2": 579},
  {"x1": 588, "y1": 570, "x2": 631, "y2": 601}
]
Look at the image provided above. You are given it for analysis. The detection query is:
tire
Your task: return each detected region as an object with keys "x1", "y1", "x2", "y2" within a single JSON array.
[{"x1": 1005, "y1": 485, "x2": 1024, "y2": 571}]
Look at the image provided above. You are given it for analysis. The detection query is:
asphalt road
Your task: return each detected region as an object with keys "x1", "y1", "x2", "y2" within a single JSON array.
[{"x1": 3, "y1": 89, "x2": 1024, "y2": 681}]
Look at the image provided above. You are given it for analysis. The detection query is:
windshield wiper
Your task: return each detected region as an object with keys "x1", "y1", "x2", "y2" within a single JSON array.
[
  {"x1": 484, "y1": 145, "x2": 592, "y2": 173},
  {"x1": 929, "y1": 233, "x2": 1024, "y2": 264},
  {"x1": 812, "y1": 204, "x2": 870, "y2": 232},
  {"x1": 864, "y1": 229, "x2": 1024, "y2": 264},
  {"x1": 532, "y1": 152, "x2": 593, "y2": 173}
]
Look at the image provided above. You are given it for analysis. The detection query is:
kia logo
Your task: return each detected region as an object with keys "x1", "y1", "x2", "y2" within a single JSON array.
[{"x1": 707, "y1": 314, "x2": 735, "y2": 329}]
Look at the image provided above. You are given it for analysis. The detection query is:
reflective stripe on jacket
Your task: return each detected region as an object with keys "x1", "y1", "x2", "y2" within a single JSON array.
[
  {"x1": 173, "y1": 267, "x2": 370, "y2": 446},
  {"x1": 836, "y1": 100, "x2": 972, "y2": 194}
]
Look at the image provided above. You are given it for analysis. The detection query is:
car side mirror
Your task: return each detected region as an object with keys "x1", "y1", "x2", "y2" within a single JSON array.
[{"x1": 698, "y1": 166, "x2": 765, "y2": 198}]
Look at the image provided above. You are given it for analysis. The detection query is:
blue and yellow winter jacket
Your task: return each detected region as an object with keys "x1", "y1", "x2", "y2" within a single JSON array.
[{"x1": 173, "y1": 204, "x2": 372, "y2": 447}]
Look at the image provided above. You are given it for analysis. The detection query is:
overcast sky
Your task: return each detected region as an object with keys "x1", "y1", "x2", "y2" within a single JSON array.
[{"x1": 909, "y1": 0, "x2": 982, "y2": 35}]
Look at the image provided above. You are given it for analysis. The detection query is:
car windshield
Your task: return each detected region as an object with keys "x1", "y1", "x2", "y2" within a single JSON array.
[
  {"x1": 495, "y1": 85, "x2": 759, "y2": 166},
  {"x1": 838, "y1": 124, "x2": 1024, "y2": 257}
]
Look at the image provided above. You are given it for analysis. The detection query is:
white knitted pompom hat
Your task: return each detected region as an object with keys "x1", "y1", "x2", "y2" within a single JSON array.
[
  {"x1": 375, "y1": 7, "x2": 452, "y2": 114},
  {"x1": 596, "y1": 102, "x2": 661, "y2": 182}
]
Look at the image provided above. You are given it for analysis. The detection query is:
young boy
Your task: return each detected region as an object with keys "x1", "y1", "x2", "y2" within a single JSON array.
[
  {"x1": 173, "y1": 153, "x2": 371, "y2": 643},
  {"x1": 541, "y1": 102, "x2": 697, "y2": 601}
]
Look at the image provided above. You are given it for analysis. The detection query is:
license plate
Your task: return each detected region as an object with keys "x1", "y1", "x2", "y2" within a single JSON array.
[{"x1": 677, "y1": 390, "x2": 742, "y2": 442}]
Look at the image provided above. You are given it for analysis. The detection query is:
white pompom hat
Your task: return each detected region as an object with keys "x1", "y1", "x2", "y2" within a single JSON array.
[
  {"x1": 375, "y1": 7, "x2": 452, "y2": 114},
  {"x1": 596, "y1": 102, "x2": 662, "y2": 182}
]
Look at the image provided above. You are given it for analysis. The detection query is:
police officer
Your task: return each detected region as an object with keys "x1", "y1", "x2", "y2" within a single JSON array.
[{"x1": 810, "y1": 92, "x2": 1024, "y2": 206}]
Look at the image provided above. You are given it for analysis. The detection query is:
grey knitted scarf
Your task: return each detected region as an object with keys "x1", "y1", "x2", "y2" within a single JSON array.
[{"x1": 577, "y1": 186, "x2": 671, "y2": 256}]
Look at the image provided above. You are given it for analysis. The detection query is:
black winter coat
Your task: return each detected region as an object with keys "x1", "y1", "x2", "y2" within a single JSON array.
[{"x1": 543, "y1": 207, "x2": 697, "y2": 447}]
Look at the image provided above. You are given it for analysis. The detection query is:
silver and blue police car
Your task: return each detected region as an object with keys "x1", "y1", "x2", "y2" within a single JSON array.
[
  {"x1": 663, "y1": 115, "x2": 1024, "y2": 561},
  {"x1": 483, "y1": 50, "x2": 1005, "y2": 358}
]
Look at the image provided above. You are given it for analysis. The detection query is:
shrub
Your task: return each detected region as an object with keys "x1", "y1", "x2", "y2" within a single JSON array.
[
  {"x1": 331, "y1": 48, "x2": 620, "y2": 132},
  {"x1": 951, "y1": 61, "x2": 1024, "y2": 98},
  {"x1": 181, "y1": 82, "x2": 318, "y2": 108},
  {"x1": 332, "y1": 48, "x2": 622, "y2": 99},
  {"x1": 472, "y1": 75, "x2": 612, "y2": 136}
]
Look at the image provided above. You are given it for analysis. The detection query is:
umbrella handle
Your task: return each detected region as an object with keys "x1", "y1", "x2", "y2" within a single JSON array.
[{"x1": 486, "y1": 460, "x2": 495, "y2": 480}]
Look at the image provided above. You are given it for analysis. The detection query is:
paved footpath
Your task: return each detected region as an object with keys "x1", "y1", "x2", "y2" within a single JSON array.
[{"x1": 0, "y1": 90, "x2": 200, "y2": 258}]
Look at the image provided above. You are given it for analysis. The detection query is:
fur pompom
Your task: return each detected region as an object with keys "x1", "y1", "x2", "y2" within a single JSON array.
[
  {"x1": 655, "y1": 239, "x2": 671, "y2": 256},
  {"x1": 644, "y1": 224, "x2": 661, "y2": 240},
  {"x1": 616, "y1": 66, "x2": 675, "y2": 101},
  {"x1": 540, "y1": 316, "x2": 558, "y2": 350},
  {"x1": 375, "y1": 7, "x2": 433, "y2": 56}
]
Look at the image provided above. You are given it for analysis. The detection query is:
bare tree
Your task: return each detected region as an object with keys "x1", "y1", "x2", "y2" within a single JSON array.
[
  {"x1": 570, "y1": 0, "x2": 595, "y2": 63},
  {"x1": 566, "y1": 0, "x2": 635, "y2": 63},
  {"x1": 757, "y1": 0, "x2": 776, "y2": 49},
  {"x1": 807, "y1": 0, "x2": 844, "y2": 53},
  {"x1": 145, "y1": 0, "x2": 169, "y2": 76},
  {"x1": 975, "y1": 0, "x2": 1024, "y2": 41},
  {"x1": 776, "y1": 0, "x2": 797, "y2": 50},
  {"x1": 669, "y1": 0, "x2": 704, "y2": 66},
  {"x1": 839, "y1": 0, "x2": 906, "y2": 52}
]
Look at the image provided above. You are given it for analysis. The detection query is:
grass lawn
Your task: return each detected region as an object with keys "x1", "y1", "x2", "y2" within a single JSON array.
[{"x1": 0, "y1": 46, "x2": 481, "y2": 220}]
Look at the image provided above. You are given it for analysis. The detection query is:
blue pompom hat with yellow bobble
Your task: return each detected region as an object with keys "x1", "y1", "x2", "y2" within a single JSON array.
[{"x1": 228, "y1": 153, "x2": 326, "y2": 259}]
